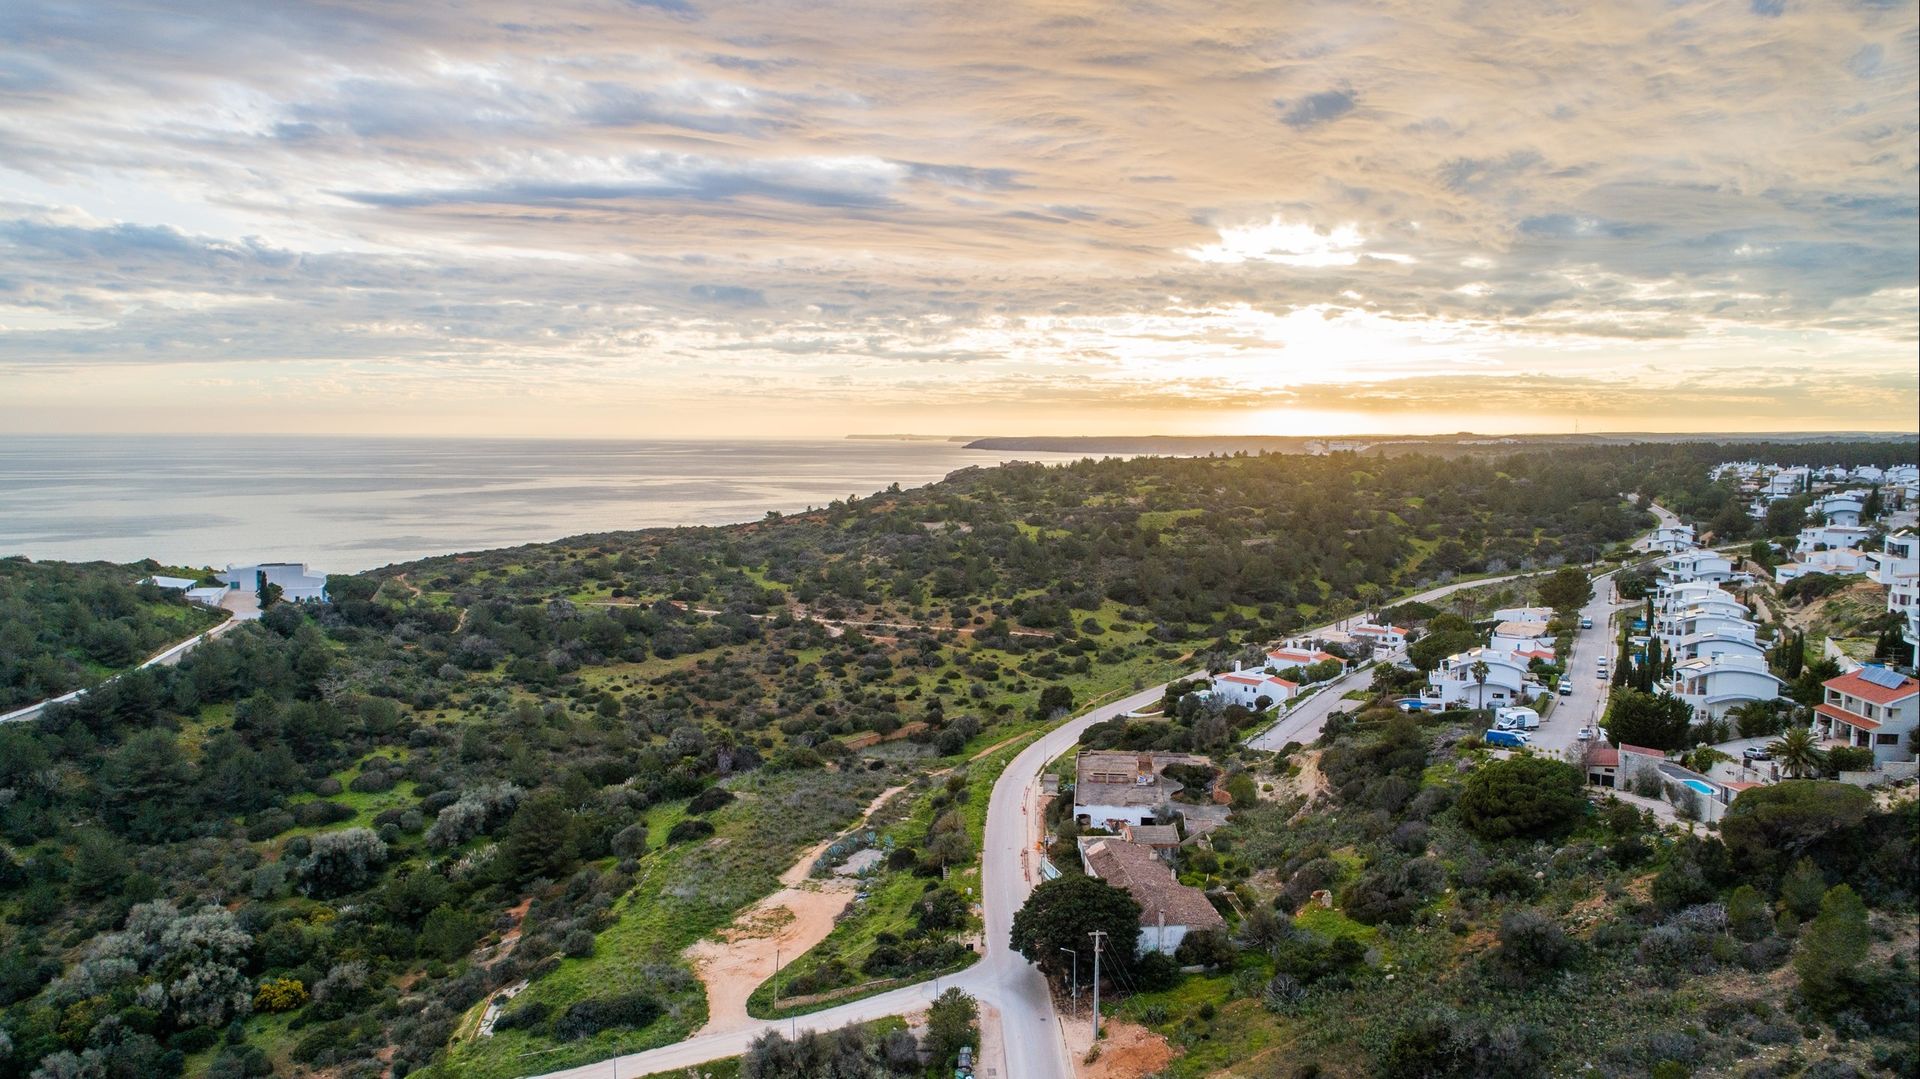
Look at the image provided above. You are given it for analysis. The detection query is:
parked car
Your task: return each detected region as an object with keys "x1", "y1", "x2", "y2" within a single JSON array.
[
  {"x1": 1485, "y1": 728, "x2": 1531, "y2": 748},
  {"x1": 1576, "y1": 726, "x2": 1594, "y2": 741},
  {"x1": 1558, "y1": 683, "x2": 1573, "y2": 697},
  {"x1": 1579, "y1": 617, "x2": 1594, "y2": 629},
  {"x1": 1743, "y1": 749, "x2": 1773, "y2": 763}
]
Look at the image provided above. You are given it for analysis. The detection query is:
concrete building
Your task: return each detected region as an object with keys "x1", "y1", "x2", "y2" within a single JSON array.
[
  {"x1": 1659, "y1": 549, "x2": 1735, "y2": 586},
  {"x1": 218, "y1": 562, "x2": 330, "y2": 603},
  {"x1": 1423, "y1": 647, "x2": 1537, "y2": 709},
  {"x1": 1071, "y1": 751, "x2": 1207, "y2": 830},
  {"x1": 1489, "y1": 619, "x2": 1555, "y2": 657},
  {"x1": 1664, "y1": 653, "x2": 1784, "y2": 722},
  {"x1": 1209, "y1": 668, "x2": 1297, "y2": 711}
]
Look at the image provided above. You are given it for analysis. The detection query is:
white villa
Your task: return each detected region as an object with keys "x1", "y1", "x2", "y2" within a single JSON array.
[
  {"x1": 1869, "y1": 532, "x2": 1919, "y2": 665},
  {"x1": 1670, "y1": 630, "x2": 1767, "y2": 664},
  {"x1": 1813, "y1": 491, "x2": 1868, "y2": 527},
  {"x1": 1264, "y1": 645, "x2": 1345, "y2": 679},
  {"x1": 1656, "y1": 607, "x2": 1758, "y2": 648},
  {"x1": 1209, "y1": 667, "x2": 1297, "y2": 711},
  {"x1": 1776, "y1": 548, "x2": 1870, "y2": 583},
  {"x1": 1766, "y1": 467, "x2": 1811, "y2": 499},
  {"x1": 1664, "y1": 653, "x2": 1784, "y2": 722},
  {"x1": 1423, "y1": 647, "x2": 1537, "y2": 709},
  {"x1": 1350, "y1": 622, "x2": 1409, "y2": 651},
  {"x1": 1488, "y1": 606, "x2": 1554, "y2": 624},
  {"x1": 1489, "y1": 619, "x2": 1556, "y2": 657},
  {"x1": 1072, "y1": 751, "x2": 1208, "y2": 830},
  {"x1": 1646, "y1": 524, "x2": 1697, "y2": 553},
  {"x1": 218, "y1": 562, "x2": 330, "y2": 603},
  {"x1": 1659, "y1": 549, "x2": 1735, "y2": 586},
  {"x1": 1796, "y1": 524, "x2": 1873, "y2": 557}
]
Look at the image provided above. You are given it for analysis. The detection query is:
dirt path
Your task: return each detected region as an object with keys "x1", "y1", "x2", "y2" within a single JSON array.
[{"x1": 683, "y1": 784, "x2": 909, "y2": 1035}]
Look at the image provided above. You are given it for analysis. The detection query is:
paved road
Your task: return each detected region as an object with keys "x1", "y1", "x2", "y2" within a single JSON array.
[
  {"x1": 536, "y1": 568, "x2": 1561, "y2": 1079},
  {"x1": 0, "y1": 590, "x2": 259, "y2": 725},
  {"x1": 1533, "y1": 571, "x2": 1629, "y2": 759},
  {"x1": 530, "y1": 682, "x2": 1172, "y2": 1079}
]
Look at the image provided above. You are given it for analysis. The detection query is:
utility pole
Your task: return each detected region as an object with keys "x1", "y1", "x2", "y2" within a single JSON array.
[
  {"x1": 1059, "y1": 947, "x2": 1079, "y2": 1019},
  {"x1": 1089, "y1": 930, "x2": 1107, "y2": 1041}
]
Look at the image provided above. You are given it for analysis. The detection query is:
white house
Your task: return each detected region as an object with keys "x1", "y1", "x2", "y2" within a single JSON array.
[
  {"x1": 1209, "y1": 668, "x2": 1297, "y2": 711},
  {"x1": 1811, "y1": 668, "x2": 1918, "y2": 766},
  {"x1": 1659, "y1": 549, "x2": 1735, "y2": 585},
  {"x1": 1664, "y1": 653, "x2": 1784, "y2": 722},
  {"x1": 1424, "y1": 647, "x2": 1536, "y2": 708},
  {"x1": 1853, "y1": 465, "x2": 1886, "y2": 484},
  {"x1": 184, "y1": 585, "x2": 231, "y2": 608},
  {"x1": 1796, "y1": 524, "x2": 1873, "y2": 557},
  {"x1": 1656, "y1": 607, "x2": 1758, "y2": 647},
  {"x1": 1489, "y1": 619, "x2": 1556, "y2": 657},
  {"x1": 142, "y1": 575, "x2": 199, "y2": 591},
  {"x1": 218, "y1": 562, "x2": 329, "y2": 602},
  {"x1": 1657, "y1": 581, "x2": 1736, "y2": 606},
  {"x1": 1079, "y1": 837, "x2": 1225, "y2": 955},
  {"x1": 1670, "y1": 631, "x2": 1768, "y2": 664},
  {"x1": 1766, "y1": 467, "x2": 1810, "y2": 499},
  {"x1": 1656, "y1": 588, "x2": 1748, "y2": 620},
  {"x1": 1646, "y1": 524, "x2": 1697, "y2": 554},
  {"x1": 1775, "y1": 548, "x2": 1870, "y2": 583},
  {"x1": 1350, "y1": 623, "x2": 1409, "y2": 651},
  {"x1": 1814, "y1": 492, "x2": 1868, "y2": 527},
  {"x1": 1888, "y1": 464, "x2": 1919, "y2": 488},
  {"x1": 1868, "y1": 532, "x2": 1918, "y2": 587},
  {"x1": 1264, "y1": 646, "x2": 1344, "y2": 680},
  {"x1": 1488, "y1": 606, "x2": 1554, "y2": 625}
]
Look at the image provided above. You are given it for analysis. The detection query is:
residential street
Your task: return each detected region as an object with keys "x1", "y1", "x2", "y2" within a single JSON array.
[{"x1": 1533, "y1": 570, "x2": 1631, "y2": 760}]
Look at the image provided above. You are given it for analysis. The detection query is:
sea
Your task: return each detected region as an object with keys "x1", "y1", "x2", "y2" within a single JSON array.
[{"x1": 0, "y1": 436, "x2": 1090, "y2": 573}]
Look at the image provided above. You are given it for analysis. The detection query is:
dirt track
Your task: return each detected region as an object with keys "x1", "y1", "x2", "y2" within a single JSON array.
[{"x1": 683, "y1": 784, "x2": 908, "y2": 1034}]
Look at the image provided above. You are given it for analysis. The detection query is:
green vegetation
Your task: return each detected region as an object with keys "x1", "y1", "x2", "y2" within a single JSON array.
[
  {"x1": 11, "y1": 441, "x2": 1911, "y2": 1079},
  {"x1": 0, "y1": 558, "x2": 223, "y2": 710},
  {"x1": 1089, "y1": 697, "x2": 1919, "y2": 1078}
]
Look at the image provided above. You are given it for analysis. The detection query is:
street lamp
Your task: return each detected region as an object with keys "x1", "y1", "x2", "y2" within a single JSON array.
[{"x1": 1058, "y1": 947, "x2": 1079, "y2": 1019}]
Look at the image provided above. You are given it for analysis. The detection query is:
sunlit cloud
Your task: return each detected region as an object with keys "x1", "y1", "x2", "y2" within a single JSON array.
[{"x1": 0, "y1": 0, "x2": 1914, "y2": 437}]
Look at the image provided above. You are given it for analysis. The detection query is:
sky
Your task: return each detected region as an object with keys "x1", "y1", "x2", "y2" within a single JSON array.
[{"x1": 0, "y1": 0, "x2": 1916, "y2": 439}]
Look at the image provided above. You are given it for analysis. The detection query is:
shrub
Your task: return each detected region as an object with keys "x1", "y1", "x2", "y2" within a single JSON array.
[
  {"x1": 666, "y1": 819, "x2": 715, "y2": 845},
  {"x1": 563, "y1": 930, "x2": 596, "y2": 958},
  {"x1": 1262, "y1": 973, "x2": 1307, "y2": 1015},
  {"x1": 555, "y1": 991, "x2": 662, "y2": 1039},
  {"x1": 1496, "y1": 909, "x2": 1573, "y2": 975},
  {"x1": 1132, "y1": 950, "x2": 1182, "y2": 991},
  {"x1": 491, "y1": 999, "x2": 550, "y2": 1033},
  {"x1": 686, "y1": 786, "x2": 736, "y2": 815},
  {"x1": 1727, "y1": 885, "x2": 1773, "y2": 942},
  {"x1": 253, "y1": 977, "x2": 308, "y2": 1013}
]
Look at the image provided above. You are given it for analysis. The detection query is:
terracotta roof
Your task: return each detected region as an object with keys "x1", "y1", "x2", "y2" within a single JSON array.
[
  {"x1": 1618, "y1": 743, "x2": 1667, "y2": 758},
  {"x1": 1722, "y1": 781, "x2": 1765, "y2": 791},
  {"x1": 1218, "y1": 674, "x2": 1263, "y2": 685},
  {"x1": 1823, "y1": 669, "x2": 1919, "y2": 705},
  {"x1": 1586, "y1": 746, "x2": 1620, "y2": 767},
  {"x1": 1083, "y1": 839, "x2": 1225, "y2": 932},
  {"x1": 1815, "y1": 702, "x2": 1882, "y2": 731},
  {"x1": 1268, "y1": 648, "x2": 1340, "y2": 665}
]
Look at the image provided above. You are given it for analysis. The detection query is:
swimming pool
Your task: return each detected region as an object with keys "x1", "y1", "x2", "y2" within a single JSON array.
[{"x1": 1681, "y1": 779, "x2": 1716, "y2": 797}]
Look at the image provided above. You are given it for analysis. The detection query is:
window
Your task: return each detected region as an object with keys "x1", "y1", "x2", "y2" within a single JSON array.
[
  {"x1": 1864, "y1": 703, "x2": 1878, "y2": 719},
  {"x1": 1876, "y1": 734, "x2": 1898, "y2": 745}
]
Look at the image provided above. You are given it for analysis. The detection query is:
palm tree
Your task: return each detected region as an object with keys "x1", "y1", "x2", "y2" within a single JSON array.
[
  {"x1": 1769, "y1": 726, "x2": 1824, "y2": 779},
  {"x1": 1470, "y1": 659, "x2": 1491, "y2": 710}
]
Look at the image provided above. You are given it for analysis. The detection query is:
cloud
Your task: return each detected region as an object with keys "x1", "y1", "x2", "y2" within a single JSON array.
[
  {"x1": 1277, "y1": 89, "x2": 1356, "y2": 128},
  {"x1": 0, "y1": 0, "x2": 1913, "y2": 437}
]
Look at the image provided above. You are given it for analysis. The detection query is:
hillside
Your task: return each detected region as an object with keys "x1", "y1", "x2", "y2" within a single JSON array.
[
  {"x1": 0, "y1": 558, "x2": 226, "y2": 711},
  {"x1": 0, "y1": 441, "x2": 1906, "y2": 1079}
]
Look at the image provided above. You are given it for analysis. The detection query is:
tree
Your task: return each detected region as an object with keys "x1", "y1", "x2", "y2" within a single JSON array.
[
  {"x1": 923, "y1": 987, "x2": 978, "y2": 1067},
  {"x1": 501, "y1": 791, "x2": 578, "y2": 883},
  {"x1": 418, "y1": 905, "x2": 483, "y2": 962},
  {"x1": 1795, "y1": 884, "x2": 1869, "y2": 1013},
  {"x1": 296, "y1": 828, "x2": 388, "y2": 897},
  {"x1": 1010, "y1": 874, "x2": 1141, "y2": 980},
  {"x1": 1779, "y1": 858, "x2": 1828, "y2": 921},
  {"x1": 1767, "y1": 727, "x2": 1825, "y2": 779},
  {"x1": 1409, "y1": 629, "x2": 1480, "y2": 673},
  {"x1": 1495, "y1": 908, "x2": 1573, "y2": 975},
  {"x1": 1456, "y1": 757, "x2": 1585, "y2": 841},
  {"x1": 1727, "y1": 885, "x2": 1772, "y2": 942},
  {"x1": 1720, "y1": 780, "x2": 1871, "y2": 880},
  {"x1": 1538, "y1": 567, "x2": 1592, "y2": 612},
  {"x1": 1469, "y1": 659, "x2": 1491, "y2": 710},
  {"x1": 1603, "y1": 689, "x2": 1691, "y2": 751},
  {"x1": 94, "y1": 729, "x2": 195, "y2": 839}
]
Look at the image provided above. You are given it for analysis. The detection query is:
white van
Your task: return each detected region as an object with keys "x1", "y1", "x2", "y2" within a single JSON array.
[{"x1": 1494, "y1": 706, "x2": 1541, "y2": 731}]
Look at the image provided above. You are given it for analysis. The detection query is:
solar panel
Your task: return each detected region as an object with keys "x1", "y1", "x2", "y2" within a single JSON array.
[{"x1": 1859, "y1": 666, "x2": 1908, "y2": 689}]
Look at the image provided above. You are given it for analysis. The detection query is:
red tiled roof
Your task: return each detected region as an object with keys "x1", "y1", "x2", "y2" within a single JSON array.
[
  {"x1": 1722, "y1": 781, "x2": 1765, "y2": 791},
  {"x1": 1618, "y1": 743, "x2": 1667, "y2": 758},
  {"x1": 1219, "y1": 674, "x2": 1262, "y2": 685},
  {"x1": 1815, "y1": 702, "x2": 1882, "y2": 731},
  {"x1": 1586, "y1": 747, "x2": 1620, "y2": 767},
  {"x1": 1823, "y1": 669, "x2": 1919, "y2": 705},
  {"x1": 1268, "y1": 648, "x2": 1339, "y2": 664}
]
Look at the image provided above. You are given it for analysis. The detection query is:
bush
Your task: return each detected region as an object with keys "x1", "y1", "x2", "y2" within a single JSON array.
[
  {"x1": 666, "y1": 818, "x2": 715, "y2": 845},
  {"x1": 1455, "y1": 757, "x2": 1585, "y2": 842},
  {"x1": 491, "y1": 999, "x2": 550, "y2": 1033},
  {"x1": 292, "y1": 801, "x2": 356, "y2": 827},
  {"x1": 1262, "y1": 972, "x2": 1308, "y2": 1014},
  {"x1": 1496, "y1": 909, "x2": 1572, "y2": 975},
  {"x1": 1823, "y1": 747, "x2": 1875, "y2": 775},
  {"x1": 1132, "y1": 950, "x2": 1183, "y2": 991},
  {"x1": 253, "y1": 977, "x2": 309, "y2": 1013},
  {"x1": 555, "y1": 991, "x2": 662, "y2": 1039},
  {"x1": 686, "y1": 786, "x2": 736, "y2": 815}
]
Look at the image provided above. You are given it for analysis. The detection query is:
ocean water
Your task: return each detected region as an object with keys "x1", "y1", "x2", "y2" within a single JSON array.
[{"x1": 0, "y1": 436, "x2": 1086, "y2": 573}]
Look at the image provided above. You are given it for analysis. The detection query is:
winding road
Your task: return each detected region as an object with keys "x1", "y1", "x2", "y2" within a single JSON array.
[{"x1": 530, "y1": 567, "x2": 1575, "y2": 1079}]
